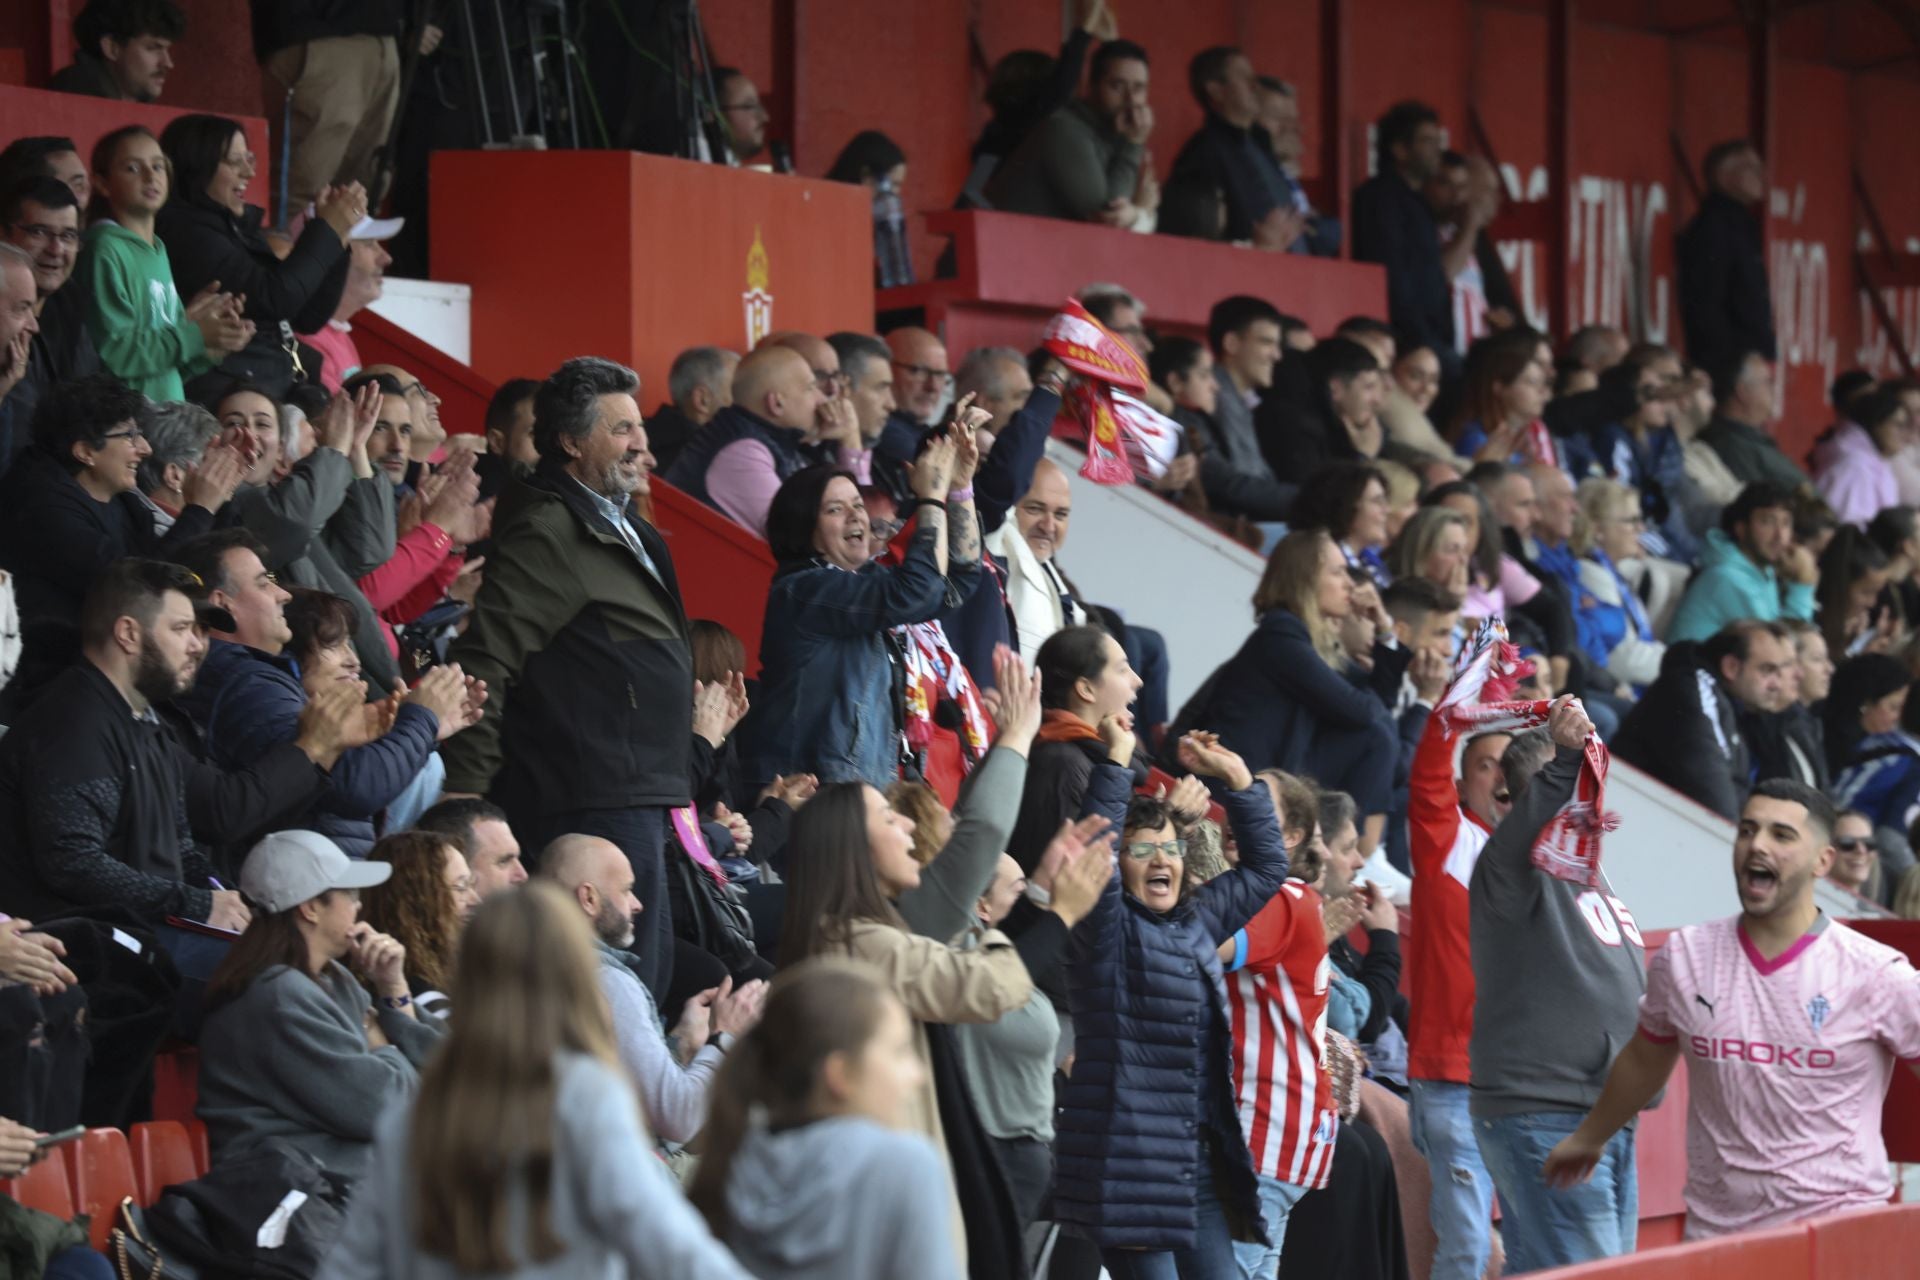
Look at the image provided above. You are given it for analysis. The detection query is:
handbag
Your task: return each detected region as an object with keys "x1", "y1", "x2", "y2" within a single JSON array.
[
  {"x1": 665, "y1": 807, "x2": 759, "y2": 973},
  {"x1": 144, "y1": 1140, "x2": 351, "y2": 1279},
  {"x1": 111, "y1": 1197, "x2": 200, "y2": 1280}
]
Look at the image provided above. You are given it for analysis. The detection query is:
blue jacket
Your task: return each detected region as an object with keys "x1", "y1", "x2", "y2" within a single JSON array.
[
  {"x1": 744, "y1": 523, "x2": 978, "y2": 788},
  {"x1": 1668, "y1": 528, "x2": 1816, "y2": 643},
  {"x1": 1834, "y1": 732, "x2": 1920, "y2": 835},
  {"x1": 202, "y1": 640, "x2": 440, "y2": 856},
  {"x1": 1055, "y1": 761, "x2": 1289, "y2": 1250},
  {"x1": 1561, "y1": 420, "x2": 1701, "y2": 564}
]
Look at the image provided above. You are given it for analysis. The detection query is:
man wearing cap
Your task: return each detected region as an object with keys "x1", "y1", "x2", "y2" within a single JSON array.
[
  {"x1": 197, "y1": 828, "x2": 441, "y2": 1180},
  {"x1": 0, "y1": 560, "x2": 368, "y2": 951},
  {"x1": 300, "y1": 214, "x2": 400, "y2": 394}
]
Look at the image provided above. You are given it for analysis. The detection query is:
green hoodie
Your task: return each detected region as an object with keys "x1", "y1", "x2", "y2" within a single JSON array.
[
  {"x1": 76, "y1": 219, "x2": 212, "y2": 401},
  {"x1": 1668, "y1": 526, "x2": 1815, "y2": 643}
]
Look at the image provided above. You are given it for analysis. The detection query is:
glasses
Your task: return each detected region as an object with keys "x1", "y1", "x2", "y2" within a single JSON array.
[
  {"x1": 893, "y1": 362, "x2": 953, "y2": 386},
  {"x1": 812, "y1": 368, "x2": 849, "y2": 393},
  {"x1": 1609, "y1": 514, "x2": 1646, "y2": 529},
  {"x1": 1123, "y1": 838, "x2": 1186, "y2": 862},
  {"x1": 221, "y1": 150, "x2": 258, "y2": 170},
  {"x1": 1836, "y1": 837, "x2": 1876, "y2": 853},
  {"x1": 869, "y1": 515, "x2": 904, "y2": 541},
  {"x1": 10, "y1": 222, "x2": 79, "y2": 248},
  {"x1": 101, "y1": 427, "x2": 146, "y2": 443}
]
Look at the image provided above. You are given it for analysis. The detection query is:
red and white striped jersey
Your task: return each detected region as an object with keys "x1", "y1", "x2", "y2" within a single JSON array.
[{"x1": 1228, "y1": 879, "x2": 1338, "y2": 1190}]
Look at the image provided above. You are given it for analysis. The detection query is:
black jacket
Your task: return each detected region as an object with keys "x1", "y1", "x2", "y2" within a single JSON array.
[
  {"x1": 441, "y1": 460, "x2": 694, "y2": 816},
  {"x1": 0, "y1": 289, "x2": 101, "y2": 481},
  {"x1": 1611, "y1": 642, "x2": 1751, "y2": 820},
  {"x1": 1743, "y1": 702, "x2": 1829, "y2": 792},
  {"x1": 0, "y1": 661, "x2": 328, "y2": 924},
  {"x1": 1352, "y1": 171, "x2": 1454, "y2": 361},
  {"x1": 1331, "y1": 927, "x2": 1406, "y2": 1046},
  {"x1": 153, "y1": 199, "x2": 349, "y2": 400},
  {"x1": 1677, "y1": 190, "x2": 1776, "y2": 376},
  {"x1": 1164, "y1": 114, "x2": 1293, "y2": 244},
  {"x1": 645, "y1": 402, "x2": 701, "y2": 475},
  {"x1": 45, "y1": 53, "x2": 123, "y2": 100},
  {"x1": 249, "y1": 0, "x2": 404, "y2": 58}
]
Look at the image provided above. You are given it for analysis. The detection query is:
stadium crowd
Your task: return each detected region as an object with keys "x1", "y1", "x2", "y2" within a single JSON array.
[{"x1": 0, "y1": 2, "x2": 1918, "y2": 1279}]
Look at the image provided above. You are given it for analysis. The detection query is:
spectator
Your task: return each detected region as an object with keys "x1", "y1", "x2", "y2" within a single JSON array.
[
  {"x1": 986, "y1": 38, "x2": 1155, "y2": 229},
  {"x1": 1740, "y1": 613, "x2": 1830, "y2": 795},
  {"x1": 647, "y1": 346, "x2": 738, "y2": 474},
  {"x1": 1565, "y1": 324, "x2": 1630, "y2": 373},
  {"x1": 1193, "y1": 294, "x2": 1296, "y2": 527},
  {"x1": 1353, "y1": 101, "x2": 1454, "y2": 374},
  {"x1": 1827, "y1": 810, "x2": 1888, "y2": 909},
  {"x1": 317, "y1": 884, "x2": 753, "y2": 1278},
  {"x1": 1814, "y1": 383, "x2": 1912, "y2": 528},
  {"x1": 0, "y1": 244, "x2": 37, "y2": 440},
  {"x1": 411, "y1": 795, "x2": 527, "y2": 899},
  {"x1": 48, "y1": 0, "x2": 183, "y2": 102},
  {"x1": 1379, "y1": 340, "x2": 1461, "y2": 464},
  {"x1": 1575, "y1": 477, "x2": 1666, "y2": 692},
  {"x1": 1614, "y1": 620, "x2": 1792, "y2": 820},
  {"x1": 1471, "y1": 707, "x2": 1648, "y2": 1272},
  {"x1": 1219, "y1": 772, "x2": 1339, "y2": 1279},
  {"x1": 714, "y1": 68, "x2": 770, "y2": 165},
  {"x1": 358, "y1": 829, "x2": 478, "y2": 1017},
  {"x1": 300, "y1": 215, "x2": 401, "y2": 393},
  {"x1": 194, "y1": 565, "x2": 470, "y2": 857},
  {"x1": 197, "y1": 829, "x2": 439, "y2": 1177},
  {"x1": 827, "y1": 332, "x2": 894, "y2": 452},
  {"x1": 778, "y1": 780, "x2": 1067, "y2": 1274},
  {"x1": 1673, "y1": 359, "x2": 1745, "y2": 512},
  {"x1": 358, "y1": 361, "x2": 447, "y2": 467},
  {"x1": 989, "y1": 456, "x2": 1087, "y2": 656},
  {"x1": 0, "y1": 373, "x2": 242, "y2": 649},
  {"x1": 1569, "y1": 348, "x2": 1709, "y2": 566},
  {"x1": 0, "y1": 559, "x2": 366, "y2": 975},
  {"x1": 1815, "y1": 525, "x2": 1894, "y2": 662},
  {"x1": 1677, "y1": 141, "x2": 1775, "y2": 380},
  {"x1": 1828, "y1": 656, "x2": 1919, "y2": 820},
  {"x1": 688, "y1": 959, "x2": 962, "y2": 1280},
  {"x1": 0, "y1": 177, "x2": 100, "y2": 475},
  {"x1": 1164, "y1": 47, "x2": 1301, "y2": 249},
  {"x1": 156, "y1": 114, "x2": 357, "y2": 401},
  {"x1": 1546, "y1": 780, "x2": 1920, "y2": 1238},
  {"x1": 76, "y1": 126, "x2": 251, "y2": 401},
  {"x1": 663, "y1": 344, "x2": 830, "y2": 538},
  {"x1": 1253, "y1": 75, "x2": 1340, "y2": 255},
  {"x1": 1387, "y1": 504, "x2": 1475, "y2": 606},
  {"x1": 1669, "y1": 482, "x2": 1817, "y2": 643},
  {"x1": 133, "y1": 400, "x2": 219, "y2": 534},
  {"x1": 1404, "y1": 666, "x2": 1513, "y2": 1280},
  {"x1": 0, "y1": 137, "x2": 90, "y2": 207},
  {"x1": 479, "y1": 376, "x2": 539, "y2": 479},
  {"x1": 686, "y1": 619, "x2": 811, "y2": 873},
  {"x1": 1697, "y1": 352, "x2": 1807, "y2": 491},
  {"x1": 1177, "y1": 530, "x2": 1398, "y2": 857},
  {"x1": 884, "y1": 326, "x2": 951, "y2": 431},
  {"x1": 1452, "y1": 333, "x2": 1554, "y2": 464},
  {"x1": 1056, "y1": 730, "x2": 1285, "y2": 1274},
  {"x1": 1265, "y1": 337, "x2": 1389, "y2": 478},
  {"x1": 441, "y1": 358, "x2": 693, "y2": 1003},
  {"x1": 1427, "y1": 151, "x2": 1519, "y2": 350},
  {"x1": 252, "y1": 1, "x2": 403, "y2": 230},
  {"x1": 744, "y1": 435, "x2": 982, "y2": 788},
  {"x1": 1006, "y1": 624, "x2": 1143, "y2": 871},
  {"x1": 1290, "y1": 460, "x2": 1394, "y2": 587},
  {"x1": 542, "y1": 833, "x2": 766, "y2": 1145}
]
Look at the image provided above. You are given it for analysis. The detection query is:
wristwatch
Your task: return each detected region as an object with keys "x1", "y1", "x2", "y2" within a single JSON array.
[{"x1": 707, "y1": 1030, "x2": 735, "y2": 1053}]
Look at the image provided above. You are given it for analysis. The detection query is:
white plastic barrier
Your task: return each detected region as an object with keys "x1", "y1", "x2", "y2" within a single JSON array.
[{"x1": 367, "y1": 277, "x2": 472, "y2": 364}]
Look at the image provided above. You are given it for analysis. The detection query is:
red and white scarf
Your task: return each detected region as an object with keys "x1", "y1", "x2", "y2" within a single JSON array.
[
  {"x1": 1040, "y1": 299, "x2": 1184, "y2": 486},
  {"x1": 898, "y1": 619, "x2": 992, "y2": 770},
  {"x1": 1436, "y1": 620, "x2": 1618, "y2": 887}
]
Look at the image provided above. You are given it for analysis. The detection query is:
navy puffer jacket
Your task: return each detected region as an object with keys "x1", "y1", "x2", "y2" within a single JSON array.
[{"x1": 1053, "y1": 760, "x2": 1289, "y2": 1250}]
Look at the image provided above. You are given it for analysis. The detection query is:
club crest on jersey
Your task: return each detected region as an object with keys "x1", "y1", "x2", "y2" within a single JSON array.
[{"x1": 1807, "y1": 994, "x2": 1830, "y2": 1033}]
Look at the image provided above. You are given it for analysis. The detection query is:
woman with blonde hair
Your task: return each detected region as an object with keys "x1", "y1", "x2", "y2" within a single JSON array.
[
  {"x1": 1175, "y1": 529, "x2": 1398, "y2": 859},
  {"x1": 1386, "y1": 505, "x2": 1475, "y2": 600},
  {"x1": 358, "y1": 831, "x2": 480, "y2": 1019},
  {"x1": 1574, "y1": 477, "x2": 1666, "y2": 692},
  {"x1": 317, "y1": 883, "x2": 751, "y2": 1279},
  {"x1": 690, "y1": 959, "x2": 961, "y2": 1279}
]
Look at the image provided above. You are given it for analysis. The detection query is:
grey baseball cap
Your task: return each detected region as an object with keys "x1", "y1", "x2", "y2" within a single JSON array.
[{"x1": 240, "y1": 830, "x2": 392, "y2": 913}]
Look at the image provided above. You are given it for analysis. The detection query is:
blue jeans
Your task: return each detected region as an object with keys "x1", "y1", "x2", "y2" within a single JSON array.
[
  {"x1": 1408, "y1": 1079, "x2": 1493, "y2": 1280},
  {"x1": 1099, "y1": 1153, "x2": 1239, "y2": 1279},
  {"x1": 1231, "y1": 1173, "x2": 1310, "y2": 1280},
  {"x1": 1476, "y1": 1111, "x2": 1638, "y2": 1274}
]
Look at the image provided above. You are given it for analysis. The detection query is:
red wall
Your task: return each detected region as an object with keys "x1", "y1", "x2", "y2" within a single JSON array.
[{"x1": 9, "y1": 0, "x2": 1920, "y2": 452}]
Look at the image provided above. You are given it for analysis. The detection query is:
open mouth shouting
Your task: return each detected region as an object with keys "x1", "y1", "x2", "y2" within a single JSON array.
[{"x1": 1739, "y1": 857, "x2": 1779, "y2": 904}]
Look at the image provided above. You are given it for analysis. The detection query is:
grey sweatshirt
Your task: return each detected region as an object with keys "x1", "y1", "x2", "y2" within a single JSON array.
[
  {"x1": 722, "y1": 1115, "x2": 960, "y2": 1280},
  {"x1": 197, "y1": 962, "x2": 443, "y2": 1181},
  {"x1": 596, "y1": 937, "x2": 723, "y2": 1144},
  {"x1": 1468, "y1": 744, "x2": 1649, "y2": 1120},
  {"x1": 317, "y1": 1053, "x2": 753, "y2": 1280},
  {"x1": 896, "y1": 745, "x2": 1028, "y2": 941}
]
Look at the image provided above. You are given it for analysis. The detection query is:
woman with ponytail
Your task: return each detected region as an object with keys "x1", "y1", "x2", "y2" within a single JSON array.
[
  {"x1": 690, "y1": 960, "x2": 960, "y2": 1279},
  {"x1": 316, "y1": 884, "x2": 748, "y2": 1279}
]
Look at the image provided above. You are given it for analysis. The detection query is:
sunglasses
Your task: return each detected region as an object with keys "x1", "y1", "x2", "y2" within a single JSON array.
[
  {"x1": 1836, "y1": 837, "x2": 1876, "y2": 853},
  {"x1": 1123, "y1": 839, "x2": 1186, "y2": 862}
]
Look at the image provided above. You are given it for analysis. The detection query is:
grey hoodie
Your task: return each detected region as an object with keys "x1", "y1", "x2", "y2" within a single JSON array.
[
  {"x1": 1468, "y1": 743, "x2": 1651, "y2": 1121},
  {"x1": 722, "y1": 1116, "x2": 960, "y2": 1280}
]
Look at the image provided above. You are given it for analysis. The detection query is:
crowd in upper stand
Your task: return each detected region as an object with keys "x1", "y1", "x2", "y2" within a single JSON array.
[{"x1": 2, "y1": 3, "x2": 1919, "y2": 1280}]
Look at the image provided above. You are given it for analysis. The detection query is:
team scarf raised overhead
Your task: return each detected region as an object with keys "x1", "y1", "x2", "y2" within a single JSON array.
[
  {"x1": 1436, "y1": 620, "x2": 1619, "y2": 887},
  {"x1": 898, "y1": 619, "x2": 992, "y2": 770},
  {"x1": 1041, "y1": 299, "x2": 1181, "y2": 485}
]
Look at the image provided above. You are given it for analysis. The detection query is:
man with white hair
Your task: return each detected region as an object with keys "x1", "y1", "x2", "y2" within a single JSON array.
[
  {"x1": 136, "y1": 399, "x2": 221, "y2": 532},
  {"x1": 300, "y1": 214, "x2": 402, "y2": 393},
  {"x1": 647, "y1": 345, "x2": 738, "y2": 474},
  {"x1": 542, "y1": 833, "x2": 765, "y2": 1144}
]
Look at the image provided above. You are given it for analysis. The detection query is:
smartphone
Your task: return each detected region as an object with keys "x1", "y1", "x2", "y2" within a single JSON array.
[{"x1": 33, "y1": 1125, "x2": 84, "y2": 1149}]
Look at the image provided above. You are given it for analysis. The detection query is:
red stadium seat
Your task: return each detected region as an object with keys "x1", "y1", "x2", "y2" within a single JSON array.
[
  {"x1": 129, "y1": 1121, "x2": 198, "y2": 1205},
  {"x1": 0, "y1": 1145, "x2": 75, "y2": 1220},
  {"x1": 151, "y1": 1046, "x2": 200, "y2": 1127},
  {"x1": 67, "y1": 1128, "x2": 139, "y2": 1250},
  {"x1": 186, "y1": 1119, "x2": 210, "y2": 1175}
]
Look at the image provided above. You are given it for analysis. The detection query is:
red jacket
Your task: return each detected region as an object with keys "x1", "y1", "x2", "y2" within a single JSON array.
[{"x1": 1406, "y1": 715, "x2": 1492, "y2": 1083}]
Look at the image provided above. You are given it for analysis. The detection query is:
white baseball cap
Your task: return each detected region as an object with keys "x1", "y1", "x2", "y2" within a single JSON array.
[
  {"x1": 348, "y1": 214, "x2": 404, "y2": 242},
  {"x1": 240, "y1": 831, "x2": 391, "y2": 913}
]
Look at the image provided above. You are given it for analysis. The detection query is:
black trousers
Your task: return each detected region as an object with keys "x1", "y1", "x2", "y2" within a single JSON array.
[{"x1": 516, "y1": 805, "x2": 674, "y2": 1004}]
